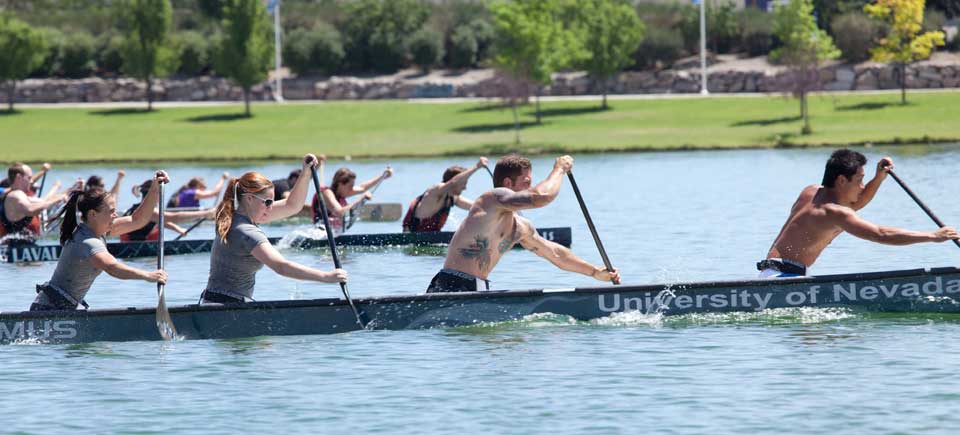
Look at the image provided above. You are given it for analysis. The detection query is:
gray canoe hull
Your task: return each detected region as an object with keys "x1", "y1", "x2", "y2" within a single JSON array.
[{"x1": 3, "y1": 266, "x2": 960, "y2": 344}]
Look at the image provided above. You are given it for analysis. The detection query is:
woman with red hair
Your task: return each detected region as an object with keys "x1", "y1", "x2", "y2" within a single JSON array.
[{"x1": 200, "y1": 154, "x2": 347, "y2": 304}]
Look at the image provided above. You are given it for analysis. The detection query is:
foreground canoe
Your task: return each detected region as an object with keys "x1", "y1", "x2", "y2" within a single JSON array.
[
  {"x1": 0, "y1": 227, "x2": 573, "y2": 263},
  {"x1": 2, "y1": 266, "x2": 960, "y2": 344}
]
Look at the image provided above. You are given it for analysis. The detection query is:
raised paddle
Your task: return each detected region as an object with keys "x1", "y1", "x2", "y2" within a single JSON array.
[
  {"x1": 173, "y1": 218, "x2": 206, "y2": 241},
  {"x1": 155, "y1": 178, "x2": 178, "y2": 340},
  {"x1": 311, "y1": 165, "x2": 367, "y2": 329},
  {"x1": 567, "y1": 171, "x2": 620, "y2": 285},
  {"x1": 345, "y1": 178, "x2": 386, "y2": 231},
  {"x1": 884, "y1": 164, "x2": 960, "y2": 249}
]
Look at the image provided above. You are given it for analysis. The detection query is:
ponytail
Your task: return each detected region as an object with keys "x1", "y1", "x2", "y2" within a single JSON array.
[
  {"x1": 54, "y1": 188, "x2": 108, "y2": 246},
  {"x1": 215, "y1": 173, "x2": 273, "y2": 243},
  {"x1": 215, "y1": 178, "x2": 239, "y2": 243}
]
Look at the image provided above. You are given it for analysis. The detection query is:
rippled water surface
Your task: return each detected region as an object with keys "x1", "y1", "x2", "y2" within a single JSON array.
[{"x1": 3, "y1": 145, "x2": 960, "y2": 434}]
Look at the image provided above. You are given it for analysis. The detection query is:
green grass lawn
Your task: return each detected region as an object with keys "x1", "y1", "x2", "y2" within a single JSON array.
[{"x1": 2, "y1": 91, "x2": 959, "y2": 163}]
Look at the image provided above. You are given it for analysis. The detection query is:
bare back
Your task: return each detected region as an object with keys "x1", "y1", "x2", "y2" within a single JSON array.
[
  {"x1": 767, "y1": 185, "x2": 848, "y2": 266},
  {"x1": 443, "y1": 190, "x2": 534, "y2": 279}
]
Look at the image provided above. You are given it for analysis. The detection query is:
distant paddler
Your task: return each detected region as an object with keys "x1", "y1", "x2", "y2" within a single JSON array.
[
  {"x1": 84, "y1": 170, "x2": 125, "y2": 198},
  {"x1": 119, "y1": 179, "x2": 217, "y2": 242},
  {"x1": 426, "y1": 154, "x2": 620, "y2": 293},
  {"x1": 311, "y1": 164, "x2": 393, "y2": 233},
  {"x1": 199, "y1": 154, "x2": 347, "y2": 304},
  {"x1": 167, "y1": 173, "x2": 229, "y2": 208},
  {"x1": 29, "y1": 172, "x2": 170, "y2": 312},
  {"x1": 759, "y1": 149, "x2": 959, "y2": 278},
  {"x1": 402, "y1": 157, "x2": 488, "y2": 233},
  {"x1": 1, "y1": 162, "x2": 69, "y2": 244}
]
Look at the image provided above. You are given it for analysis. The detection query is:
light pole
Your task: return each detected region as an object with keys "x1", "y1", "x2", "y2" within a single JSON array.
[
  {"x1": 269, "y1": 0, "x2": 284, "y2": 102},
  {"x1": 699, "y1": 0, "x2": 709, "y2": 95}
]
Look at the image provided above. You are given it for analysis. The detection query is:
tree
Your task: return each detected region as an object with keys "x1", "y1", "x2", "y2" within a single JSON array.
[
  {"x1": 573, "y1": 0, "x2": 644, "y2": 110},
  {"x1": 491, "y1": 0, "x2": 584, "y2": 135},
  {"x1": 408, "y1": 28, "x2": 444, "y2": 73},
  {"x1": 215, "y1": 0, "x2": 273, "y2": 117},
  {"x1": 118, "y1": 0, "x2": 178, "y2": 111},
  {"x1": 341, "y1": 0, "x2": 429, "y2": 73},
  {"x1": 865, "y1": 0, "x2": 946, "y2": 104},
  {"x1": 771, "y1": 0, "x2": 840, "y2": 135},
  {"x1": 0, "y1": 15, "x2": 47, "y2": 112}
]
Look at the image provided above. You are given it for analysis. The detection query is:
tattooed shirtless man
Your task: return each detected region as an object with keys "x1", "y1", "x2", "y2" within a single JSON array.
[{"x1": 425, "y1": 154, "x2": 620, "y2": 293}]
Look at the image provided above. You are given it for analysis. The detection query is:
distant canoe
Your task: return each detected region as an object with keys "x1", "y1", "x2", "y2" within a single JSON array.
[
  {"x1": 2, "y1": 266, "x2": 958, "y2": 344},
  {"x1": 1, "y1": 227, "x2": 573, "y2": 263}
]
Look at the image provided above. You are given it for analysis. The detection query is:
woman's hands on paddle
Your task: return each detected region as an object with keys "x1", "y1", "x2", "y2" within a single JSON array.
[
  {"x1": 325, "y1": 268, "x2": 348, "y2": 283},
  {"x1": 592, "y1": 266, "x2": 621, "y2": 284},
  {"x1": 153, "y1": 170, "x2": 170, "y2": 186},
  {"x1": 146, "y1": 269, "x2": 168, "y2": 285},
  {"x1": 302, "y1": 153, "x2": 320, "y2": 171},
  {"x1": 476, "y1": 156, "x2": 489, "y2": 169},
  {"x1": 382, "y1": 166, "x2": 394, "y2": 179}
]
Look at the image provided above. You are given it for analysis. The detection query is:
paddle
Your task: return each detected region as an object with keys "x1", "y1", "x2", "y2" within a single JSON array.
[
  {"x1": 36, "y1": 170, "x2": 49, "y2": 228},
  {"x1": 311, "y1": 164, "x2": 367, "y2": 329},
  {"x1": 155, "y1": 179, "x2": 178, "y2": 340},
  {"x1": 567, "y1": 171, "x2": 620, "y2": 285},
  {"x1": 884, "y1": 164, "x2": 960, "y2": 249},
  {"x1": 345, "y1": 171, "x2": 388, "y2": 231},
  {"x1": 173, "y1": 218, "x2": 206, "y2": 241}
]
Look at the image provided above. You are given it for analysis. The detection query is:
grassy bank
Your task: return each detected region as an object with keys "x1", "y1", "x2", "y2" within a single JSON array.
[{"x1": 2, "y1": 91, "x2": 960, "y2": 163}]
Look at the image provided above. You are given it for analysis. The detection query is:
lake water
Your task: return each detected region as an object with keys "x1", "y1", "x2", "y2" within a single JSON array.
[{"x1": 3, "y1": 145, "x2": 960, "y2": 434}]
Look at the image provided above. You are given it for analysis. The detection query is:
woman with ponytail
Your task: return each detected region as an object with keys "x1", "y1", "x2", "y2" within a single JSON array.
[
  {"x1": 200, "y1": 154, "x2": 346, "y2": 304},
  {"x1": 30, "y1": 171, "x2": 170, "y2": 312},
  {"x1": 311, "y1": 164, "x2": 393, "y2": 233}
]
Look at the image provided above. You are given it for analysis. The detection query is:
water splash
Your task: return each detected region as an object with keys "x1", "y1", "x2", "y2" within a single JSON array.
[
  {"x1": 276, "y1": 226, "x2": 328, "y2": 250},
  {"x1": 666, "y1": 306, "x2": 857, "y2": 326}
]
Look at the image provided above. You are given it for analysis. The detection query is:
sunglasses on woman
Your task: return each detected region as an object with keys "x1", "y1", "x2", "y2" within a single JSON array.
[{"x1": 244, "y1": 192, "x2": 274, "y2": 207}]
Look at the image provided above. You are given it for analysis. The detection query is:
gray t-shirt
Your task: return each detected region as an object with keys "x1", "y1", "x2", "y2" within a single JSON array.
[
  {"x1": 203, "y1": 213, "x2": 269, "y2": 300},
  {"x1": 35, "y1": 223, "x2": 108, "y2": 306}
]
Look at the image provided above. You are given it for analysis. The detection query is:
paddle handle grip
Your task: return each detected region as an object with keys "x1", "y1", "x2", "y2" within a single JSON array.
[
  {"x1": 887, "y1": 169, "x2": 960, "y2": 249},
  {"x1": 310, "y1": 166, "x2": 366, "y2": 328},
  {"x1": 567, "y1": 171, "x2": 619, "y2": 284}
]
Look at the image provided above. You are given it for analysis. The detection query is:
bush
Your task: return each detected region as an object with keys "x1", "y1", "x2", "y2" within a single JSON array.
[
  {"x1": 283, "y1": 24, "x2": 345, "y2": 75},
  {"x1": 831, "y1": 12, "x2": 883, "y2": 62},
  {"x1": 96, "y1": 34, "x2": 125, "y2": 75},
  {"x1": 342, "y1": 0, "x2": 429, "y2": 72},
  {"x1": 737, "y1": 8, "x2": 774, "y2": 56},
  {"x1": 448, "y1": 25, "x2": 478, "y2": 68},
  {"x1": 175, "y1": 31, "x2": 211, "y2": 76},
  {"x1": 60, "y1": 31, "x2": 97, "y2": 78},
  {"x1": 32, "y1": 27, "x2": 64, "y2": 77},
  {"x1": 632, "y1": 27, "x2": 685, "y2": 70},
  {"x1": 408, "y1": 28, "x2": 444, "y2": 72},
  {"x1": 467, "y1": 18, "x2": 494, "y2": 64}
]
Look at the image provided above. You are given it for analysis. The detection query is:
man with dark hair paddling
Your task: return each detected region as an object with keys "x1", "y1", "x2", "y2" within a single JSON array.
[
  {"x1": 759, "y1": 149, "x2": 959, "y2": 278},
  {"x1": 402, "y1": 157, "x2": 488, "y2": 233},
  {"x1": 426, "y1": 154, "x2": 620, "y2": 293}
]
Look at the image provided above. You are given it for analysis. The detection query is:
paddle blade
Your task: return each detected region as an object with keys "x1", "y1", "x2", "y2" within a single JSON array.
[{"x1": 156, "y1": 284, "x2": 178, "y2": 340}]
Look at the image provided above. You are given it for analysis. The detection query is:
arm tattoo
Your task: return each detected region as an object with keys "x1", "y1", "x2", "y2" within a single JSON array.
[
  {"x1": 498, "y1": 238, "x2": 513, "y2": 254},
  {"x1": 459, "y1": 236, "x2": 491, "y2": 272},
  {"x1": 494, "y1": 189, "x2": 534, "y2": 208}
]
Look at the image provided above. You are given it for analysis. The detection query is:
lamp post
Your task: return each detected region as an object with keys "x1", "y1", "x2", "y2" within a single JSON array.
[
  {"x1": 269, "y1": 0, "x2": 284, "y2": 102},
  {"x1": 698, "y1": 0, "x2": 709, "y2": 95}
]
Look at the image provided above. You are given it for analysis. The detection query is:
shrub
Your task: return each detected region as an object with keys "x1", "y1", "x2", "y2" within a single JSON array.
[
  {"x1": 96, "y1": 34, "x2": 125, "y2": 75},
  {"x1": 342, "y1": 0, "x2": 429, "y2": 72},
  {"x1": 448, "y1": 24, "x2": 478, "y2": 68},
  {"x1": 408, "y1": 28, "x2": 444, "y2": 72},
  {"x1": 60, "y1": 31, "x2": 97, "y2": 78},
  {"x1": 283, "y1": 24, "x2": 345, "y2": 75},
  {"x1": 737, "y1": 8, "x2": 774, "y2": 56},
  {"x1": 175, "y1": 31, "x2": 210, "y2": 76},
  {"x1": 831, "y1": 12, "x2": 883, "y2": 62},
  {"x1": 632, "y1": 27, "x2": 685, "y2": 70},
  {"x1": 467, "y1": 18, "x2": 495, "y2": 63}
]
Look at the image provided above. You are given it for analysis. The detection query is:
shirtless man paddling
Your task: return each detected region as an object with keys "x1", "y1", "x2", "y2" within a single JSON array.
[
  {"x1": 427, "y1": 154, "x2": 620, "y2": 293},
  {"x1": 759, "y1": 149, "x2": 959, "y2": 278}
]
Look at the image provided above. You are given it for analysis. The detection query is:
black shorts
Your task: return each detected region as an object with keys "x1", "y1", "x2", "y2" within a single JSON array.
[{"x1": 426, "y1": 269, "x2": 489, "y2": 293}]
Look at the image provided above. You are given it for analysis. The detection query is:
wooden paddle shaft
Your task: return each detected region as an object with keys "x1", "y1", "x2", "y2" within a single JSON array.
[
  {"x1": 887, "y1": 169, "x2": 960, "y2": 249},
  {"x1": 567, "y1": 171, "x2": 618, "y2": 284},
  {"x1": 310, "y1": 166, "x2": 366, "y2": 328}
]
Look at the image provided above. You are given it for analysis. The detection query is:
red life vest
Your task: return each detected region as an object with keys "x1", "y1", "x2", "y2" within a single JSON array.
[
  {"x1": 0, "y1": 191, "x2": 42, "y2": 240},
  {"x1": 402, "y1": 193, "x2": 454, "y2": 233},
  {"x1": 312, "y1": 186, "x2": 347, "y2": 231}
]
